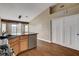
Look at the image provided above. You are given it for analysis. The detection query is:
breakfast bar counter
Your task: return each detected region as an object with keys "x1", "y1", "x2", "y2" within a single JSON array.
[{"x1": 8, "y1": 33, "x2": 37, "y2": 55}]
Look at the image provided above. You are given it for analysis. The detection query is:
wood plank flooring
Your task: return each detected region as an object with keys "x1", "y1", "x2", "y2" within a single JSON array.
[{"x1": 18, "y1": 40, "x2": 79, "y2": 56}]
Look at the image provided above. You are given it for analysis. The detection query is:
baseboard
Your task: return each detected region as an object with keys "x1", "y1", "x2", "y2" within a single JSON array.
[
  {"x1": 52, "y1": 41, "x2": 79, "y2": 51},
  {"x1": 38, "y1": 38, "x2": 51, "y2": 43}
]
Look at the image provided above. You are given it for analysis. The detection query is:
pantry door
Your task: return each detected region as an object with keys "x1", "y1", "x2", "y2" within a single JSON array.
[
  {"x1": 70, "y1": 15, "x2": 79, "y2": 50},
  {"x1": 63, "y1": 16, "x2": 72, "y2": 47},
  {"x1": 75, "y1": 16, "x2": 79, "y2": 50},
  {"x1": 52, "y1": 18, "x2": 64, "y2": 45}
]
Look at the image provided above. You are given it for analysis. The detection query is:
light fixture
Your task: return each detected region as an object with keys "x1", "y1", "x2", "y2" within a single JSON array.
[{"x1": 18, "y1": 15, "x2": 22, "y2": 19}]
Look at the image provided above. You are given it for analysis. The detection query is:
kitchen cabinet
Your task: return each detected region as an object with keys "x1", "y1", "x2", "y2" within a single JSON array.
[
  {"x1": 69, "y1": 15, "x2": 79, "y2": 50},
  {"x1": 20, "y1": 35, "x2": 28, "y2": 52},
  {"x1": 63, "y1": 16, "x2": 72, "y2": 47},
  {"x1": 9, "y1": 36, "x2": 20, "y2": 55},
  {"x1": 12, "y1": 42, "x2": 20, "y2": 55},
  {"x1": 63, "y1": 14, "x2": 79, "y2": 50},
  {"x1": 52, "y1": 18, "x2": 64, "y2": 45},
  {"x1": 9, "y1": 36, "x2": 28, "y2": 55},
  {"x1": 8, "y1": 33, "x2": 37, "y2": 55}
]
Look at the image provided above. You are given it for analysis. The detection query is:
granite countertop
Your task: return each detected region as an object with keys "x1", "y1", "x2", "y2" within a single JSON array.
[
  {"x1": 23, "y1": 32, "x2": 37, "y2": 34},
  {"x1": 8, "y1": 35, "x2": 17, "y2": 40},
  {"x1": 0, "y1": 32, "x2": 38, "y2": 40},
  {"x1": 8, "y1": 32, "x2": 38, "y2": 40}
]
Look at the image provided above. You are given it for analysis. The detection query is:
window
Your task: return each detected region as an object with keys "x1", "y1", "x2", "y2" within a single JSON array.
[
  {"x1": 10, "y1": 23, "x2": 29, "y2": 35},
  {"x1": 11, "y1": 24, "x2": 17, "y2": 35},
  {"x1": 25, "y1": 25, "x2": 29, "y2": 33},
  {"x1": 2, "y1": 23, "x2": 6, "y2": 32},
  {"x1": 16, "y1": 23, "x2": 22, "y2": 35}
]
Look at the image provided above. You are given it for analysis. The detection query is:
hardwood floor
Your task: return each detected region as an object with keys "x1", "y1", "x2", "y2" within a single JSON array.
[{"x1": 18, "y1": 40, "x2": 79, "y2": 56}]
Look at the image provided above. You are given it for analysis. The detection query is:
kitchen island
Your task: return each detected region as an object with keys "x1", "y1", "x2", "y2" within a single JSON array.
[{"x1": 8, "y1": 33, "x2": 37, "y2": 55}]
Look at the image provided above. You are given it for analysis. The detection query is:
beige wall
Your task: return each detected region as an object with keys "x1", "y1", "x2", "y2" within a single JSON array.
[
  {"x1": 29, "y1": 8, "x2": 51, "y2": 42},
  {"x1": 29, "y1": 3, "x2": 79, "y2": 42}
]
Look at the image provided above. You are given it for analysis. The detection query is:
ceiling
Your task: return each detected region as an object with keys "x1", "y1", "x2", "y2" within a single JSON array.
[{"x1": 0, "y1": 3, "x2": 56, "y2": 22}]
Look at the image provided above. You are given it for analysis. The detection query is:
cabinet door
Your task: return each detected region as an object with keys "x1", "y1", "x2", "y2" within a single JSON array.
[
  {"x1": 12, "y1": 43, "x2": 19, "y2": 55},
  {"x1": 20, "y1": 39, "x2": 28, "y2": 52},
  {"x1": 52, "y1": 20, "x2": 57, "y2": 43},
  {"x1": 63, "y1": 16, "x2": 72, "y2": 47},
  {"x1": 70, "y1": 14, "x2": 79, "y2": 50},
  {"x1": 63, "y1": 14, "x2": 79, "y2": 50},
  {"x1": 75, "y1": 16, "x2": 79, "y2": 50},
  {"x1": 52, "y1": 18, "x2": 64, "y2": 45},
  {"x1": 9, "y1": 37, "x2": 20, "y2": 55},
  {"x1": 52, "y1": 14, "x2": 79, "y2": 50}
]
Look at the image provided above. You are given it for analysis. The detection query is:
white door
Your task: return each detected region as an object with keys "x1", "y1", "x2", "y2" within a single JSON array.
[
  {"x1": 52, "y1": 18, "x2": 64, "y2": 45},
  {"x1": 70, "y1": 14, "x2": 79, "y2": 50},
  {"x1": 52, "y1": 20, "x2": 57, "y2": 43},
  {"x1": 62, "y1": 14, "x2": 79, "y2": 50},
  {"x1": 63, "y1": 16, "x2": 72, "y2": 47},
  {"x1": 52, "y1": 14, "x2": 79, "y2": 50},
  {"x1": 75, "y1": 17, "x2": 79, "y2": 50}
]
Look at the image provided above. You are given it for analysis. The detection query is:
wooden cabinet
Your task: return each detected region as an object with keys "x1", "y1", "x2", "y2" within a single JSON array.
[
  {"x1": 20, "y1": 35, "x2": 28, "y2": 52},
  {"x1": 9, "y1": 35, "x2": 29, "y2": 55},
  {"x1": 12, "y1": 42, "x2": 19, "y2": 55},
  {"x1": 9, "y1": 34, "x2": 37, "y2": 55},
  {"x1": 9, "y1": 36, "x2": 20, "y2": 55},
  {"x1": 20, "y1": 40, "x2": 28, "y2": 51}
]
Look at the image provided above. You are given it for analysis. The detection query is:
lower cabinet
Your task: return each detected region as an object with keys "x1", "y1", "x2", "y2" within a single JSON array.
[
  {"x1": 9, "y1": 36, "x2": 28, "y2": 55},
  {"x1": 9, "y1": 36, "x2": 20, "y2": 55},
  {"x1": 12, "y1": 42, "x2": 20, "y2": 55},
  {"x1": 20, "y1": 40, "x2": 28, "y2": 51},
  {"x1": 9, "y1": 34, "x2": 37, "y2": 55},
  {"x1": 20, "y1": 36, "x2": 28, "y2": 52}
]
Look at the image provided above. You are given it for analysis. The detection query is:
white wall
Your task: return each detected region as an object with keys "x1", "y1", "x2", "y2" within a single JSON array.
[{"x1": 29, "y1": 9, "x2": 51, "y2": 43}]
